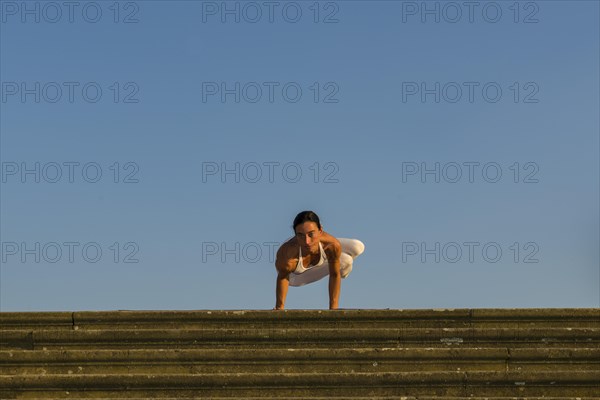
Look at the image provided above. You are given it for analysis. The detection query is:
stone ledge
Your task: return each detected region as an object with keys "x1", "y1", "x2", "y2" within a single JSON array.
[{"x1": 1, "y1": 308, "x2": 599, "y2": 327}]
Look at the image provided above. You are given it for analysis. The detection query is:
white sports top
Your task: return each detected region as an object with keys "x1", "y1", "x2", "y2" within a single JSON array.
[{"x1": 293, "y1": 241, "x2": 328, "y2": 274}]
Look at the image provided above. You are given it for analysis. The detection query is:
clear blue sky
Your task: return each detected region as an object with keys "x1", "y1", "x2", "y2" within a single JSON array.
[{"x1": 1, "y1": 0, "x2": 598, "y2": 311}]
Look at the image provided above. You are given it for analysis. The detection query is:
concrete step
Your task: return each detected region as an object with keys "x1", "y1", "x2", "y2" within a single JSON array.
[
  {"x1": 1, "y1": 309, "x2": 599, "y2": 331},
  {"x1": 2, "y1": 327, "x2": 598, "y2": 350},
  {"x1": 1, "y1": 347, "x2": 598, "y2": 375},
  {"x1": 1, "y1": 309, "x2": 597, "y2": 398},
  {"x1": 6, "y1": 398, "x2": 600, "y2": 400},
  {"x1": 3, "y1": 398, "x2": 600, "y2": 400},
  {"x1": 0, "y1": 371, "x2": 599, "y2": 397}
]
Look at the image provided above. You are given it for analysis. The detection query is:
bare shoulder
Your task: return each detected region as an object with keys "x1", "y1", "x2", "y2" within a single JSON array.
[
  {"x1": 275, "y1": 239, "x2": 297, "y2": 274},
  {"x1": 277, "y1": 236, "x2": 297, "y2": 256},
  {"x1": 320, "y1": 232, "x2": 342, "y2": 258}
]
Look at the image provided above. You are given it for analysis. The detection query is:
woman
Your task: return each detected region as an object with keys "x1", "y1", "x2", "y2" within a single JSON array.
[{"x1": 274, "y1": 210, "x2": 365, "y2": 310}]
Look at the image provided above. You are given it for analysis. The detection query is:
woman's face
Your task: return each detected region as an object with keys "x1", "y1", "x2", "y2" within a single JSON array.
[{"x1": 294, "y1": 221, "x2": 322, "y2": 252}]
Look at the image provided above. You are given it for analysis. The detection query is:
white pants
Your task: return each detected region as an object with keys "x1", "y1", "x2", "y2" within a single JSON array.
[{"x1": 288, "y1": 238, "x2": 365, "y2": 287}]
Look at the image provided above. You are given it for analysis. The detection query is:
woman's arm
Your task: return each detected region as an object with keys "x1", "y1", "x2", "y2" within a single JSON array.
[
  {"x1": 327, "y1": 241, "x2": 342, "y2": 310},
  {"x1": 275, "y1": 270, "x2": 289, "y2": 310},
  {"x1": 274, "y1": 246, "x2": 291, "y2": 310}
]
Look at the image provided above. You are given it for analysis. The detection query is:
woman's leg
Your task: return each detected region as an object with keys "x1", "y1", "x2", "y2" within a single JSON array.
[
  {"x1": 338, "y1": 238, "x2": 365, "y2": 278},
  {"x1": 338, "y1": 238, "x2": 365, "y2": 259},
  {"x1": 289, "y1": 238, "x2": 365, "y2": 286},
  {"x1": 339, "y1": 252, "x2": 353, "y2": 278}
]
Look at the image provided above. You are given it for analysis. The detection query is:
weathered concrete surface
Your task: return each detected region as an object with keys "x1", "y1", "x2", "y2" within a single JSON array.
[{"x1": 0, "y1": 308, "x2": 598, "y2": 398}]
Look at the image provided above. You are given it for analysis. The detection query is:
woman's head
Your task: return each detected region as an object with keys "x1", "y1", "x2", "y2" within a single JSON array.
[
  {"x1": 293, "y1": 211, "x2": 323, "y2": 250},
  {"x1": 293, "y1": 210, "x2": 322, "y2": 231}
]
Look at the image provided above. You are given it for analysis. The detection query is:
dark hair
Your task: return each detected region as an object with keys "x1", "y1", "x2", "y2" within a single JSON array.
[{"x1": 293, "y1": 210, "x2": 322, "y2": 232}]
